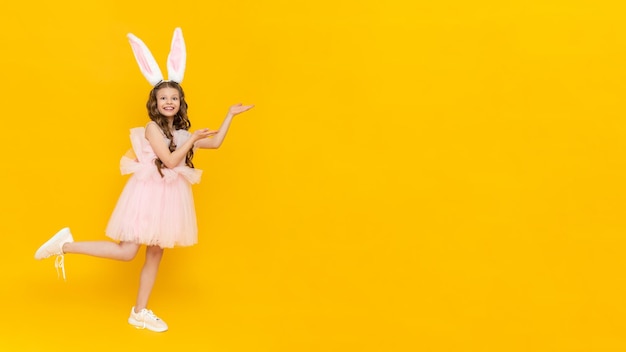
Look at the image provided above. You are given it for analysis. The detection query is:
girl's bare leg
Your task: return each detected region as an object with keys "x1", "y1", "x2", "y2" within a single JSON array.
[
  {"x1": 134, "y1": 245, "x2": 164, "y2": 311},
  {"x1": 64, "y1": 242, "x2": 163, "y2": 311},
  {"x1": 63, "y1": 241, "x2": 140, "y2": 261}
]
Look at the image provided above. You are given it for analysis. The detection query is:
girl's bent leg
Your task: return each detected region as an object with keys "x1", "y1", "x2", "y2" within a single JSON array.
[
  {"x1": 134, "y1": 245, "x2": 164, "y2": 311},
  {"x1": 63, "y1": 241, "x2": 141, "y2": 261}
]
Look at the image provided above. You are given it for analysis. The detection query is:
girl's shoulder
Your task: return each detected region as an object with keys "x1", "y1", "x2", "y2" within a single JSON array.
[
  {"x1": 144, "y1": 121, "x2": 170, "y2": 142},
  {"x1": 145, "y1": 121, "x2": 158, "y2": 129},
  {"x1": 145, "y1": 121, "x2": 165, "y2": 135}
]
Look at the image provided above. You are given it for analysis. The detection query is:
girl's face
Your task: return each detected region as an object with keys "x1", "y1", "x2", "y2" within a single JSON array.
[{"x1": 156, "y1": 87, "x2": 181, "y2": 118}]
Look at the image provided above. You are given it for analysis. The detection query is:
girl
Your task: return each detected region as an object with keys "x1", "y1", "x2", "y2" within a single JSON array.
[{"x1": 34, "y1": 28, "x2": 253, "y2": 332}]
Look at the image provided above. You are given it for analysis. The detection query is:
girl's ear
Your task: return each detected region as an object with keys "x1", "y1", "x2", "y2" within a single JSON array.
[
  {"x1": 127, "y1": 33, "x2": 165, "y2": 86},
  {"x1": 167, "y1": 27, "x2": 186, "y2": 84}
]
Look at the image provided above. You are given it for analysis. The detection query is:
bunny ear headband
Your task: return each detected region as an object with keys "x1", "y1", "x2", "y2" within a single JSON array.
[{"x1": 127, "y1": 27, "x2": 186, "y2": 86}]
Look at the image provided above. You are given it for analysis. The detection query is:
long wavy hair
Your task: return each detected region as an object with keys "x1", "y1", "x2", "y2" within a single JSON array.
[{"x1": 146, "y1": 81, "x2": 194, "y2": 177}]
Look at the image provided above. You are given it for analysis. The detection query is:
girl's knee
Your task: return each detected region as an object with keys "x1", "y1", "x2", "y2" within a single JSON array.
[
  {"x1": 119, "y1": 242, "x2": 140, "y2": 261},
  {"x1": 146, "y1": 245, "x2": 164, "y2": 261}
]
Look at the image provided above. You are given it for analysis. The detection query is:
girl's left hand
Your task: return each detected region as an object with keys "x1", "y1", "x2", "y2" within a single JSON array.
[{"x1": 229, "y1": 103, "x2": 254, "y2": 116}]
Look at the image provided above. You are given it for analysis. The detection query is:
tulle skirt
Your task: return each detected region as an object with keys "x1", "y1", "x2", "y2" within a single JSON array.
[{"x1": 105, "y1": 172, "x2": 198, "y2": 248}]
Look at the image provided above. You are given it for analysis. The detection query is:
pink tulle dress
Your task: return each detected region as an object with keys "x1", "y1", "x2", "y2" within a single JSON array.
[{"x1": 105, "y1": 122, "x2": 202, "y2": 248}]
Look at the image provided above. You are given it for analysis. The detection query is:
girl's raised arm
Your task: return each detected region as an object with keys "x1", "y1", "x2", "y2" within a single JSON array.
[
  {"x1": 146, "y1": 122, "x2": 212, "y2": 168},
  {"x1": 195, "y1": 103, "x2": 254, "y2": 149}
]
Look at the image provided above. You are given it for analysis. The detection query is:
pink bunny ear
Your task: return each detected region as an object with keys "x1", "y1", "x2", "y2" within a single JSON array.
[
  {"x1": 166, "y1": 28, "x2": 186, "y2": 84},
  {"x1": 127, "y1": 33, "x2": 164, "y2": 86}
]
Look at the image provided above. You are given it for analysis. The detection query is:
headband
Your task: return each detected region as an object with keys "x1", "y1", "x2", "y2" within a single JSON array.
[{"x1": 127, "y1": 27, "x2": 186, "y2": 86}]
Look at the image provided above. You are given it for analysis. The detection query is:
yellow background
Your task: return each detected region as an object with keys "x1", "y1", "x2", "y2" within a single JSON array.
[{"x1": 1, "y1": 0, "x2": 626, "y2": 351}]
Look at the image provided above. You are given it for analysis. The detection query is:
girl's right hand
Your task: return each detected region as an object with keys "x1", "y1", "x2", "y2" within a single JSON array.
[{"x1": 192, "y1": 128, "x2": 217, "y2": 142}]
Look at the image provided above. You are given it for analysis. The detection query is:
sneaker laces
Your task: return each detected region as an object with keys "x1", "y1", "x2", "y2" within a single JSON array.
[
  {"x1": 143, "y1": 309, "x2": 160, "y2": 321},
  {"x1": 135, "y1": 309, "x2": 160, "y2": 329},
  {"x1": 54, "y1": 255, "x2": 66, "y2": 281}
]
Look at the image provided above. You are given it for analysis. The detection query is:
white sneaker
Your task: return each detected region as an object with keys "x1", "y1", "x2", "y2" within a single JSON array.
[
  {"x1": 34, "y1": 227, "x2": 74, "y2": 280},
  {"x1": 128, "y1": 307, "x2": 168, "y2": 332}
]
